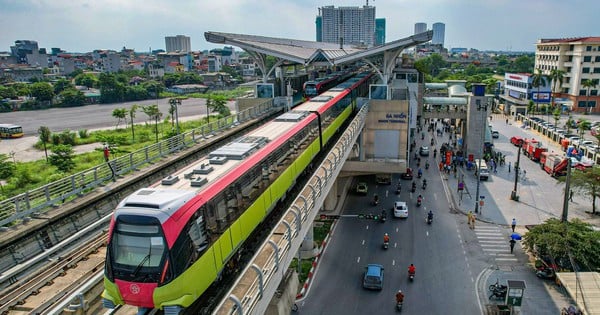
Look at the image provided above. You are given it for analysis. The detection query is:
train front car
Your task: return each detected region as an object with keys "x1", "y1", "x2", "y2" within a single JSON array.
[{"x1": 102, "y1": 189, "x2": 197, "y2": 313}]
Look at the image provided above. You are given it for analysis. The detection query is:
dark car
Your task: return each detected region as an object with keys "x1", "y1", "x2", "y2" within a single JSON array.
[
  {"x1": 419, "y1": 146, "x2": 430, "y2": 156},
  {"x1": 363, "y1": 264, "x2": 384, "y2": 290},
  {"x1": 401, "y1": 168, "x2": 413, "y2": 180}
]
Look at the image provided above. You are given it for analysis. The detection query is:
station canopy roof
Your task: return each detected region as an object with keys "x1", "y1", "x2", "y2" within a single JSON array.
[{"x1": 204, "y1": 31, "x2": 433, "y2": 67}]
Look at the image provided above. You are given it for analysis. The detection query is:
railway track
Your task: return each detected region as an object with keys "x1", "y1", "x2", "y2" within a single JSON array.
[{"x1": 0, "y1": 227, "x2": 107, "y2": 314}]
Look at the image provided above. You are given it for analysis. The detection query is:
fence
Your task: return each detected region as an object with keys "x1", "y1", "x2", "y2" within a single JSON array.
[{"x1": 0, "y1": 100, "x2": 274, "y2": 228}]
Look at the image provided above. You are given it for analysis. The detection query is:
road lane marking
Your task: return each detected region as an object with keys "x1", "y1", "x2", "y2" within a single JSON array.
[
  {"x1": 357, "y1": 256, "x2": 360, "y2": 263},
  {"x1": 495, "y1": 258, "x2": 518, "y2": 261},
  {"x1": 361, "y1": 239, "x2": 365, "y2": 245},
  {"x1": 426, "y1": 231, "x2": 429, "y2": 237},
  {"x1": 392, "y1": 260, "x2": 396, "y2": 266}
]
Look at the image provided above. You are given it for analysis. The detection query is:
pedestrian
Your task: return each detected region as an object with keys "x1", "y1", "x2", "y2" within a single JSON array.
[
  {"x1": 467, "y1": 211, "x2": 473, "y2": 228},
  {"x1": 511, "y1": 218, "x2": 517, "y2": 232},
  {"x1": 471, "y1": 213, "x2": 476, "y2": 229},
  {"x1": 508, "y1": 161, "x2": 511, "y2": 173},
  {"x1": 569, "y1": 190, "x2": 574, "y2": 202},
  {"x1": 509, "y1": 239, "x2": 516, "y2": 253},
  {"x1": 506, "y1": 118, "x2": 509, "y2": 125},
  {"x1": 522, "y1": 169, "x2": 527, "y2": 180}
]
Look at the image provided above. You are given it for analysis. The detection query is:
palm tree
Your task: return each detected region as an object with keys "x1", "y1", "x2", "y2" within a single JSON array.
[
  {"x1": 577, "y1": 118, "x2": 591, "y2": 140},
  {"x1": 38, "y1": 126, "x2": 51, "y2": 162},
  {"x1": 112, "y1": 108, "x2": 127, "y2": 129},
  {"x1": 582, "y1": 79, "x2": 598, "y2": 114},
  {"x1": 142, "y1": 104, "x2": 163, "y2": 142},
  {"x1": 531, "y1": 69, "x2": 548, "y2": 115},
  {"x1": 548, "y1": 68, "x2": 565, "y2": 122},
  {"x1": 128, "y1": 104, "x2": 139, "y2": 141}
]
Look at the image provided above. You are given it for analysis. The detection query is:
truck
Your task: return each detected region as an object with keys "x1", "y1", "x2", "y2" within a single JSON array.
[
  {"x1": 510, "y1": 136, "x2": 524, "y2": 146},
  {"x1": 543, "y1": 153, "x2": 563, "y2": 175},
  {"x1": 522, "y1": 138, "x2": 547, "y2": 162}
]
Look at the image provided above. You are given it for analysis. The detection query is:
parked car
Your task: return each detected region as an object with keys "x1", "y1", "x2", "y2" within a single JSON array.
[
  {"x1": 419, "y1": 146, "x2": 430, "y2": 156},
  {"x1": 363, "y1": 264, "x2": 384, "y2": 290},
  {"x1": 393, "y1": 201, "x2": 409, "y2": 218},
  {"x1": 492, "y1": 130, "x2": 499, "y2": 138},
  {"x1": 577, "y1": 140, "x2": 594, "y2": 147},
  {"x1": 356, "y1": 182, "x2": 368, "y2": 195}
]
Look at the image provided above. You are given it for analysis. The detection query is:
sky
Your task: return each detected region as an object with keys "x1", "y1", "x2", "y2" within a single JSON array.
[{"x1": 1, "y1": 0, "x2": 599, "y2": 54}]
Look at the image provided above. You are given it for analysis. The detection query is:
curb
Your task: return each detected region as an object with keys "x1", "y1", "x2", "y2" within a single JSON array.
[{"x1": 296, "y1": 219, "x2": 336, "y2": 299}]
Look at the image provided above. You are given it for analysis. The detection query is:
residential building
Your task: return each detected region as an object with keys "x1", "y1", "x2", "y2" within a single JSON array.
[
  {"x1": 535, "y1": 37, "x2": 600, "y2": 113},
  {"x1": 148, "y1": 63, "x2": 165, "y2": 78},
  {"x1": 10, "y1": 40, "x2": 39, "y2": 64},
  {"x1": 432, "y1": 22, "x2": 445, "y2": 47},
  {"x1": 1, "y1": 65, "x2": 44, "y2": 82},
  {"x1": 317, "y1": 5, "x2": 376, "y2": 47},
  {"x1": 414, "y1": 22, "x2": 427, "y2": 35},
  {"x1": 165, "y1": 35, "x2": 191, "y2": 53},
  {"x1": 500, "y1": 72, "x2": 551, "y2": 116},
  {"x1": 157, "y1": 52, "x2": 191, "y2": 72}
]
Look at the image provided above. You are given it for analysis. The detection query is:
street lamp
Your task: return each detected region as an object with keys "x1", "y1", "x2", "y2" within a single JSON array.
[
  {"x1": 169, "y1": 98, "x2": 182, "y2": 135},
  {"x1": 511, "y1": 139, "x2": 523, "y2": 201},
  {"x1": 474, "y1": 100, "x2": 488, "y2": 214}
]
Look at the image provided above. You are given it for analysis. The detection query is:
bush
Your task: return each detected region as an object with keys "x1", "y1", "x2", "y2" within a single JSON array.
[
  {"x1": 59, "y1": 130, "x2": 77, "y2": 146},
  {"x1": 78, "y1": 129, "x2": 89, "y2": 139},
  {"x1": 51, "y1": 133, "x2": 61, "y2": 145}
]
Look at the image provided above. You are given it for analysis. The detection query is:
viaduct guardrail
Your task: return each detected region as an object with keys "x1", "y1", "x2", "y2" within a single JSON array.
[{"x1": 0, "y1": 101, "x2": 274, "y2": 228}]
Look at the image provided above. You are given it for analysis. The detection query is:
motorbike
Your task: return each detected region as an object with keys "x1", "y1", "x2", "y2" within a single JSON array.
[
  {"x1": 411, "y1": 183, "x2": 416, "y2": 193},
  {"x1": 396, "y1": 185, "x2": 401, "y2": 195},
  {"x1": 396, "y1": 302, "x2": 403, "y2": 312},
  {"x1": 488, "y1": 279, "x2": 507, "y2": 300},
  {"x1": 422, "y1": 182, "x2": 427, "y2": 190},
  {"x1": 416, "y1": 198, "x2": 422, "y2": 207},
  {"x1": 426, "y1": 215, "x2": 433, "y2": 224},
  {"x1": 430, "y1": 139, "x2": 434, "y2": 146},
  {"x1": 380, "y1": 211, "x2": 387, "y2": 223},
  {"x1": 372, "y1": 195, "x2": 379, "y2": 206},
  {"x1": 536, "y1": 266, "x2": 556, "y2": 279},
  {"x1": 383, "y1": 241, "x2": 389, "y2": 250},
  {"x1": 425, "y1": 162, "x2": 429, "y2": 170},
  {"x1": 408, "y1": 272, "x2": 415, "y2": 282}
]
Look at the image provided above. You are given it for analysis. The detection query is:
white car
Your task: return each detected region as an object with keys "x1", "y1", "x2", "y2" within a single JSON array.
[
  {"x1": 393, "y1": 201, "x2": 408, "y2": 218},
  {"x1": 579, "y1": 140, "x2": 594, "y2": 148}
]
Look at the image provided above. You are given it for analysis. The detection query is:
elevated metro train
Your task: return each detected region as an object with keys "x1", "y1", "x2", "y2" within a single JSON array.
[
  {"x1": 302, "y1": 69, "x2": 355, "y2": 99},
  {"x1": 102, "y1": 71, "x2": 375, "y2": 314}
]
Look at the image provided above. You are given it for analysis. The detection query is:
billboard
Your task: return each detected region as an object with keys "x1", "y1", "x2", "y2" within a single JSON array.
[{"x1": 531, "y1": 92, "x2": 551, "y2": 103}]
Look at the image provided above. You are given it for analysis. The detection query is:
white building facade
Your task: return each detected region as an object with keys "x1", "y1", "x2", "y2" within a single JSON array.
[
  {"x1": 165, "y1": 35, "x2": 191, "y2": 53},
  {"x1": 535, "y1": 37, "x2": 600, "y2": 113}
]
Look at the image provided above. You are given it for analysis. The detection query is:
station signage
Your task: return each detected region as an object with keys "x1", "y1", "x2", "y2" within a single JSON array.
[{"x1": 378, "y1": 112, "x2": 407, "y2": 123}]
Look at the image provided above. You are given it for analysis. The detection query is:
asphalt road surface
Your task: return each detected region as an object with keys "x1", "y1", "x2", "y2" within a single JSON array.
[
  {"x1": 299, "y1": 170, "x2": 484, "y2": 314},
  {"x1": 0, "y1": 97, "x2": 230, "y2": 136}
]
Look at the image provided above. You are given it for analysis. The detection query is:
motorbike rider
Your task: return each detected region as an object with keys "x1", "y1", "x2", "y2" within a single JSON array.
[
  {"x1": 427, "y1": 210, "x2": 433, "y2": 221},
  {"x1": 381, "y1": 209, "x2": 387, "y2": 219},
  {"x1": 395, "y1": 290, "x2": 405, "y2": 304},
  {"x1": 411, "y1": 181, "x2": 416, "y2": 191},
  {"x1": 433, "y1": 149, "x2": 437, "y2": 158},
  {"x1": 383, "y1": 233, "x2": 390, "y2": 244},
  {"x1": 417, "y1": 194, "x2": 423, "y2": 203},
  {"x1": 408, "y1": 264, "x2": 416, "y2": 275},
  {"x1": 418, "y1": 168, "x2": 423, "y2": 177},
  {"x1": 373, "y1": 194, "x2": 379, "y2": 204},
  {"x1": 425, "y1": 161, "x2": 430, "y2": 169}
]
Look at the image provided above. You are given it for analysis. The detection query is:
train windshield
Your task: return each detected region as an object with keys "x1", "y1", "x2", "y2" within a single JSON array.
[
  {"x1": 110, "y1": 217, "x2": 166, "y2": 281},
  {"x1": 304, "y1": 83, "x2": 317, "y2": 97}
]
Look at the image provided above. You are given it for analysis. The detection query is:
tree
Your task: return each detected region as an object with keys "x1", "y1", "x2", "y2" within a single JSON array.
[
  {"x1": 53, "y1": 78, "x2": 73, "y2": 94},
  {"x1": 0, "y1": 154, "x2": 15, "y2": 194},
  {"x1": 576, "y1": 118, "x2": 591, "y2": 139},
  {"x1": 74, "y1": 73, "x2": 97, "y2": 89},
  {"x1": 142, "y1": 104, "x2": 163, "y2": 142},
  {"x1": 59, "y1": 88, "x2": 86, "y2": 107},
  {"x1": 0, "y1": 86, "x2": 18, "y2": 99},
  {"x1": 531, "y1": 69, "x2": 547, "y2": 114},
  {"x1": 512, "y1": 55, "x2": 534, "y2": 73},
  {"x1": 128, "y1": 104, "x2": 139, "y2": 141},
  {"x1": 207, "y1": 94, "x2": 230, "y2": 117},
  {"x1": 549, "y1": 68, "x2": 565, "y2": 110},
  {"x1": 552, "y1": 107, "x2": 562, "y2": 131},
  {"x1": 565, "y1": 115, "x2": 575, "y2": 134},
  {"x1": 38, "y1": 126, "x2": 51, "y2": 162},
  {"x1": 48, "y1": 144, "x2": 75, "y2": 172},
  {"x1": 112, "y1": 108, "x2": 127, "y2": 129},
  {"x1": 523, "y1": 218, "x2": 600, "y2": 271},
  {"x1": 582, "y1": 79, "x2": 598, "y2": 114},
  {"x1": 30, "y1": 82, "x2": 55, "y2": 104},
  {"x1": 569, "y1": 166, "x2": 600, "y2": 214}
]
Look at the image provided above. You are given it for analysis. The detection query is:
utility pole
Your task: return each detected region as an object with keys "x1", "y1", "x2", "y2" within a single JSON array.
[
  {"x1": 511, "y1": 139, "x2": 523, "y2": 201},
  {"x1": 561, "y1": 159, "x2": 572, "y2": 222}
]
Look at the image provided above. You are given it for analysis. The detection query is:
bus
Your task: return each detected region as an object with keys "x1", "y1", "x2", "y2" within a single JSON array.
[
  {"x1": 474, "y1": 159, "x2": 490, "y2": 180},
  {"x1": 0, "y1": 124, "x2": 24, "y2": 138}
]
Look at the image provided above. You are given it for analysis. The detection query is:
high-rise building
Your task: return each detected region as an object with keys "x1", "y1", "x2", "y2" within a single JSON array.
[
  {"x1": 315, "y1": 16, "x2": 323, "y2": 42},
  {"x1": 414, "y1": 22, "x2": 427, "y2": 35},
  {"x1": 165, "y1": 35, "x2": 191, "y2": 52},
  {"x1": 432, "y1": 23, "x2": 445, "y2": 47},
  {"x1": 375, "y1": 18, "x2": 386, "y2": 46},
  {"x1": 317, "y1": 5, "x2": 376, "y2": 47},
  {"x1": 535, "y1": 37, "x2": 600, "y2": 113}
]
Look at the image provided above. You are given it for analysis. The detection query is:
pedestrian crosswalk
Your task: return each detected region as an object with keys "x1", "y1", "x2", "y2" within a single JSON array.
[{"x1": 474, "y1": 226, "x2": 518, "y2": 262}]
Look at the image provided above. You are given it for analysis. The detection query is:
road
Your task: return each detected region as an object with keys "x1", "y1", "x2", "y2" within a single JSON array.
[
  {"x1": 0, "y1": 97, "x2": 225, "y2": 136},
  {"x1": 298, "y1": 167, "x2": 483, "y2": 313},
  {"x1": 0, "y1": 98, "x2": 234, "y2": 162}
]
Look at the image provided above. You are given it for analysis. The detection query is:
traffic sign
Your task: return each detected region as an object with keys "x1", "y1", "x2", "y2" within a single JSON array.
[{"x1": 480, "y1": 195, "x2": 485, "y2": 199}]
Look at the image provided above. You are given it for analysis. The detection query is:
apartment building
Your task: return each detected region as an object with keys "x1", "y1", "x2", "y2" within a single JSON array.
[{"x1": 535, "y1": 37, "x2": 600, "y2": 113}]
